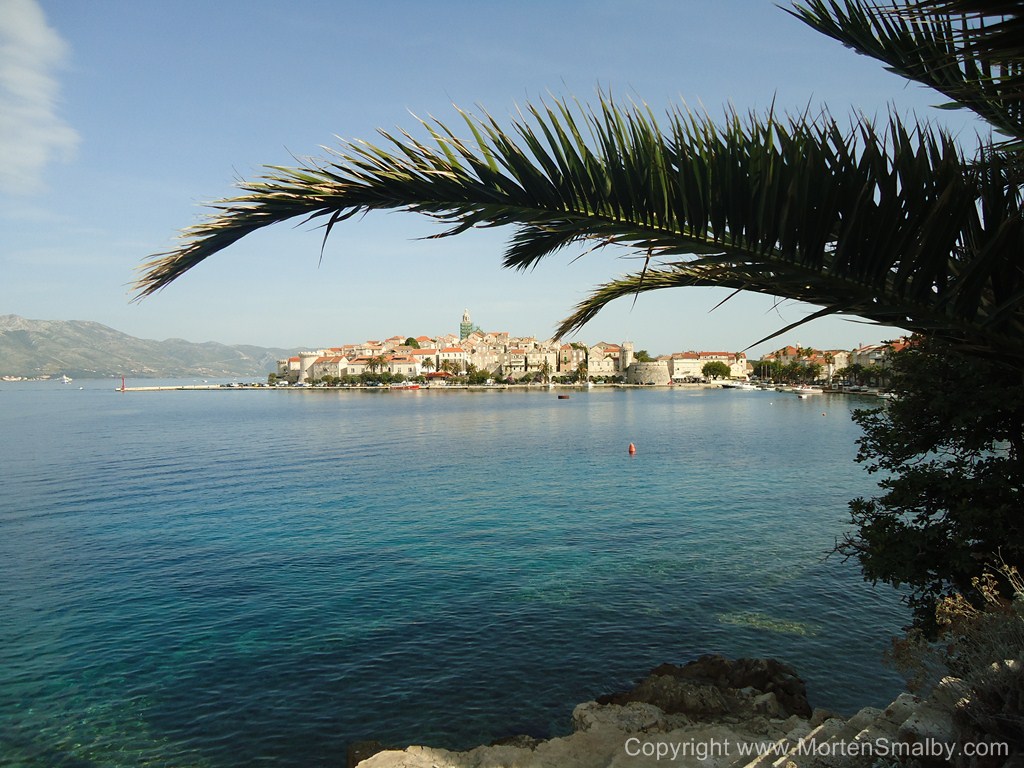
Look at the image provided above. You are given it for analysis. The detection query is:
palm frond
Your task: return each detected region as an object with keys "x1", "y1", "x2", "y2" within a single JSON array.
[
  {"x1": 791, "y1": 0, "x2": 1024, "y2": 142},
  {"x1": 138, "y1": 96, "x2": 1024, "y2": 363}
]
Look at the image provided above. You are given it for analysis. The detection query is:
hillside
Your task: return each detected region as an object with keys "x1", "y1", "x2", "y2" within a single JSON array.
[{"x1": 0, "y1": 315, "x2": 296, "y2": 379}]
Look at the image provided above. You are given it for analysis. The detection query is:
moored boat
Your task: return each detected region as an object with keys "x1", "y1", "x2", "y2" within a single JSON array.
[{"x1": 792, "y1": 384, "x2": 823, "y2": 396}]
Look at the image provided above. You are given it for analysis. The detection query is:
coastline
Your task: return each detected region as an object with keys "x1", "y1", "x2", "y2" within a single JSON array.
[
  {"x1": 114, "y1": 382, "x2": 721, "y2": 392},
  {"x1": 112, "y1": 382, "x2": 881, "y2": 395},
  {"x1": 350, "y1": 655, "x2": 956, "y2": 768}
]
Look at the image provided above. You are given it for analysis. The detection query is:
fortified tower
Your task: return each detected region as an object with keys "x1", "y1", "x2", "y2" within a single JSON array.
[
  {"x1": 297, "y1": 351, "x2": 320, "y2": 383},
  {"x1": 460, "y1": 309, "x2": 473, "y2": 340},
  {"x1": 620, "y1": 341, "x2": 634, "y2": 372}
]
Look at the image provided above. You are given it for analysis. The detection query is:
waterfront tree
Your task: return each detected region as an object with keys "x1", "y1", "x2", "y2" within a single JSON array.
[
  {"x1": 836, "y1": 363, "x2": 870, "y2": 386},
  {"x1": 539, "y1": 359, "x2": 552, "y2": 383},
  {"x1": 701, "y1": 361, "x2": 731, "y2": 379},
  {"x1": 840, "y1": 336, "x2": 1024, "y2": 632},
  {"x1": 574, "y1": 361, "x2": 588, "y2": 383},
  {"x1": 753, "y1": 359, "x2": 782, "y2": 381}
]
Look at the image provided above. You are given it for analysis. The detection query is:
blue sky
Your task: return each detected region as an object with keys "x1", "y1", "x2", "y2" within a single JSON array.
[{"x1": 2, "y1": 0, "x2": 986, "y2": 356}]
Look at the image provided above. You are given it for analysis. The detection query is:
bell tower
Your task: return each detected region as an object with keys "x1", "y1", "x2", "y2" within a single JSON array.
[{"x1": 460, "y1": 308, "x2": 473, "y2": 340}]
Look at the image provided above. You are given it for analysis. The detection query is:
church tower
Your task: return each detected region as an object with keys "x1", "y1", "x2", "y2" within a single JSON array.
[{"x1": 460, "y1": 308, "x2": 473, "y2": 340}]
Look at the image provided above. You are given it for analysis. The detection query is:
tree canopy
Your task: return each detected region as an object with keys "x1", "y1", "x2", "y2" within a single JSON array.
[
  {"x1": 841, "y1": 336, "x2": 1024, "y2": 631},
  {"x1": 701, "y1": 361, "x2": 731, "y2": 379}
]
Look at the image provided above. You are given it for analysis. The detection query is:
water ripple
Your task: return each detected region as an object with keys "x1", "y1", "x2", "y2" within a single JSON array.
[{"x1": 1, "y1": 386, "x2": 907, "y2": 767}]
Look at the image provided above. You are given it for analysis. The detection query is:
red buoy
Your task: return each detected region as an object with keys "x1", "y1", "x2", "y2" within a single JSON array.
[{"x1": 628, "y1": 442, "x2": 636, "y2": 455}]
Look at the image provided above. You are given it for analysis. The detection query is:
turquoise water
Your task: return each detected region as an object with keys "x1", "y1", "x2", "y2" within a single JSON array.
[{"x1": 0, "y1": 383, "x2": 907, "y2": 767}]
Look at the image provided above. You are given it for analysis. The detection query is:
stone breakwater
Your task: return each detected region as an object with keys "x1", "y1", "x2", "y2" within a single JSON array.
[{"x1": 352, "y1": 654, "x2": 979, "y2": 768}]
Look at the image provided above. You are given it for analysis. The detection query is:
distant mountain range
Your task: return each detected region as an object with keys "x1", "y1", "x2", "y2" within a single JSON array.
[{"x1": 0, "y1": 315, "x2": 297, "y2": 379}]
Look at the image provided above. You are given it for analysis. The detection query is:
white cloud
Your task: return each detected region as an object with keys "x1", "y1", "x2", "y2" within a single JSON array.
[{"x1": 0, "y1": 0, "x2": 78, "y2": 196}]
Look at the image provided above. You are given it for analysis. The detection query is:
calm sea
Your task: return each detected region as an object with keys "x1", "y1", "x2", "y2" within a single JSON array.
[{"x1": 0, "y1": 381, "x2": 907, "y2": 767}]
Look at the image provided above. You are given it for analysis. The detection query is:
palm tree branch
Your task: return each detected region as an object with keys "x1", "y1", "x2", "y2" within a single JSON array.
[
  {"x1": 790, "y1": 0, "x2": 1024, "y2": 141},
  {"x1": 137, "y1": 96, "x2": 1024, "y2": 360}
]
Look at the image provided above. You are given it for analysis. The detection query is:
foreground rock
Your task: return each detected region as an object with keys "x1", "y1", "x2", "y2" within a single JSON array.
[
  {"x1": 355, "y1": 655, "x2": 815, "y2": 767},
  {"x1": 354, "y1": 654, "x2": 1003, "y2": 768},
  {"x1": 595, "y1": 655, "x2": 812, "y2": 721}
]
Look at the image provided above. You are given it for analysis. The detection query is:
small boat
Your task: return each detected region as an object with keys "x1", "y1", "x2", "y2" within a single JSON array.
[
  {"x1": 557, "y1": 394, "x2": 570, "y2": 399},
  {"x1": 60, "y1": 374, "x2": 72, "y2": 384},
  {"x1": 389, "y1": 383, "x2": 421, "y2": 390},
  {"x1": 792, "y1": 385, "x2": 823, "y2": 396}
]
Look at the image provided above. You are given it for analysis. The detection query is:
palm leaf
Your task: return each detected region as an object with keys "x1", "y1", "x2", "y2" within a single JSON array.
[
  {"x1": 791, "y1": 0, "x2": 1024, "y2": 143},
  {"x1": 137, "y1": 94, "x2": 1024, "y2": 363}
]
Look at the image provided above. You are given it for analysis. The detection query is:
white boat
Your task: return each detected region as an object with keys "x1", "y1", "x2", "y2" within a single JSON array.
[
  {"x1": 60, "y1": 374, "x2": 72, "y2": 384},
  {"x1": 721, "y1": 381, "x2": 757, "y2": 390},
  {"x1": 792, "y1": 385, "x2": 823, "y2": 396}
]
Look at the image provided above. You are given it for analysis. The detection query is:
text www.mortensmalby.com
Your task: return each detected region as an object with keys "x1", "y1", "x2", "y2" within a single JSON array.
[{"x1": 622, "y1": 736, "x2": 1011, "y2": 763}]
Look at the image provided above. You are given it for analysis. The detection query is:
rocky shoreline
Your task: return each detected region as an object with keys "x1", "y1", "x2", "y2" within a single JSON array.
[{"x1": 350, "y1": 655, "x2": 970, "y2": 768}]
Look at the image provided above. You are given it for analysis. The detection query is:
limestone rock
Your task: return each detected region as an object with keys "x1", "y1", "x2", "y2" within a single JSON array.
[
  {"x1": 488, "y1": 734, "x2": 541, "y2": 749},
  {"x1": 572, "y1": 701, "x2": 668, "y2": 733},
  {"x1": 810, "y1": 708, "x2": 839, "y2": 727},
  {"x1": 897, "y1": 701, "x2": 957, "y2": 746},
  {"x1": 348, "y1": 739, "x2": 388, "y2": 768},
  {"x1": 931, "y1": 676, "x2": 970, "y2": 711},
  {"x1": 597, "y1": 654, "x2": 812, "y2": 720},
  {"x1": 353, "y1": 656, "x2": 830, "y2": 767}
]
